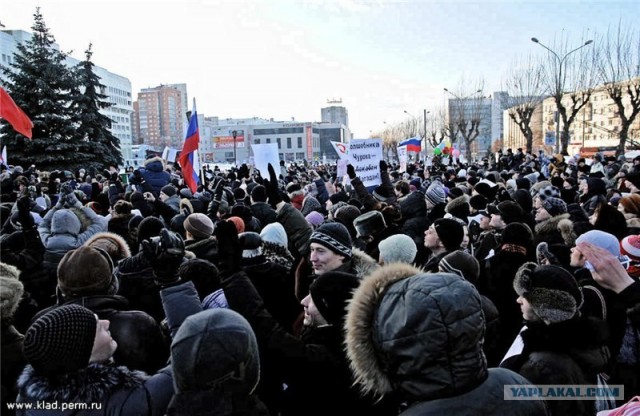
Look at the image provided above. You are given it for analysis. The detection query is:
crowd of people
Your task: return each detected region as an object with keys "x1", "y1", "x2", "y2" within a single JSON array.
[{"x1": 1, "y1": 149, "x2": 639, "y2": 415}]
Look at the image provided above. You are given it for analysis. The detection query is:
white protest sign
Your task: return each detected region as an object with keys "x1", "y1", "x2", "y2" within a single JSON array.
[
  {"x1": 252, "y1": 143, "x2": 280, "y2": 178},
  {"x1": 397, "y1": 146, "x2": 407, "y2": 172},
  {"x1": 348, "y1": 139, "x2": 383, "y2": 187},
  {"x1": 337, "y1": 159, "x2": 348, "y2": 178}
]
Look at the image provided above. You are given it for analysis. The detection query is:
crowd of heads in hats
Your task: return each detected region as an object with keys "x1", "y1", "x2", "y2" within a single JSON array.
[{"x1": 1, "y1": 149, "x2": 639, "y2": 415}]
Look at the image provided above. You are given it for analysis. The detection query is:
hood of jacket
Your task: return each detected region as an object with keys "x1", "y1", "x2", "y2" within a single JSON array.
[
  {"x1": 345, "y1": 263, "x2": 487, "y2": 402},
  {"x1": 535, "y1": 213, "x2": 575, "y2": 246},
  {"x1": 171, "y1": 309, "x2": 260, "y2": 395},
  {"x1": 347, "y1": 248, "x2": 379, "y2": 279},
  {"x1": 144, "y1": 156, "x2": 165, "y2": 173},
  {"x1": 51, "y1": 209, "x2": 82, "y2": 235},
  {"x1": 18, "y1": 363, "x2": 147, "y2": 404}
]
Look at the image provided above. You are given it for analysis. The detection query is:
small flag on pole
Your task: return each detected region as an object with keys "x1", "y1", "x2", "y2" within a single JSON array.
[
  {"x1": 330, "y1": 141, "x2": 348, "y2": 159},
  {"x1": 178, "y1": 100, "x2": 200, "y2": 193},
  {"x1": 399, "y1": 136, "x2": 421, "y2": 152},
  {"x1": 0, "y1": 86, "x2": 33, "y2": 139}
]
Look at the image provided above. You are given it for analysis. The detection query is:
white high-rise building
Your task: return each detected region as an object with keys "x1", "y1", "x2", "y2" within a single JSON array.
[{"x1": 1, "y1": 29, "x2": 134, "y2": 165}]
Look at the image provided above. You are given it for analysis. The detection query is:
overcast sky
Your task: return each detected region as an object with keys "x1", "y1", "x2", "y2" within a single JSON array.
[{"x1": 3, "y1": 0, "x2": 638, "y2": 137}]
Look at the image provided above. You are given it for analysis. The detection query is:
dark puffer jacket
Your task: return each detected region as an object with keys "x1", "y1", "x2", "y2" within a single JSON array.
[
  {"x1": 139, "y1": 157, "x2": 171, "y2": 196},
  {"x1": 345, "y1": 264, "x2": 548, "y2": 416}
]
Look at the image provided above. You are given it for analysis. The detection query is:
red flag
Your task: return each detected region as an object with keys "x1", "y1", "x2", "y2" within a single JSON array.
[{"x1": 0, "y1": 86, "x2": 33, "y2": 139}]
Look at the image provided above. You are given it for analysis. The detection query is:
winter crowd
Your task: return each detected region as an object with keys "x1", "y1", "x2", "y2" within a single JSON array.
[{"x1": 0, "y1": 148, "x2": 639, "y2": 415}]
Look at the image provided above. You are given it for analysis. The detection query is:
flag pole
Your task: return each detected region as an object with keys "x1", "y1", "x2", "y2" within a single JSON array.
[{"x1": 192, "y1": 98, "x2": 205, "y2": 192}]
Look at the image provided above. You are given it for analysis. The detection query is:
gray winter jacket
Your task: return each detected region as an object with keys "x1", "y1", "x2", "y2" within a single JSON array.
[{"x1": 345, "y1": 263, "x2": 549, "y2": 416}]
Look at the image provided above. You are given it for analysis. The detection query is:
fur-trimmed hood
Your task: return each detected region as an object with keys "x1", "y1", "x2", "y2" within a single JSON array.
[
  {"x1": 535, "y1": 213, "x2": 576, "y2": 246},
  {"x1": 348, "y1": 248, "x2": 379, "y2": 279},
  {"x1": 17, "y1": 363, "x2": 147, "y2": 404},
  {"x1": 445, "y1": 194, "x2": 470, "y2": 217},
  {"x1": 84, "y1": 231, "x2": 132, "y2": 261},
  {"x1": 144, "y1": 156, "x2": 165, "y2": 172},
  {"x1": 345, "y1": 263, "x2": 487, "y2": 402},
  {"x1": 624, "y1": 212, "x2": 640, "y2": 228}
]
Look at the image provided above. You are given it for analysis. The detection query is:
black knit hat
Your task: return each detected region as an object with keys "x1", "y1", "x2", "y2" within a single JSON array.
[
  {"x1": 433, "y1": 218, "x2": 464, "y2": 251},
  {"x1": 501, "y1": 222, "x2": 533, "y2": 250},
  {"x1": 513, "y1": 263, "x2": 583, "y2": 324},
  {"x1": 488, "y1": 200, "x2": 526, "y2": 224},
  {"x1": 310, "y1": 271, "x2": 360, "y2": 324},
  {"x1": 137, "y1": 216, "x2": 165, "y2": 244},
  {"x1": 439, "y1": 251, "x2": 480, "y2": 285},
  {"x1": 469, "y1": 194, "x2": 488, "y2": 211},
  {"x1": 250, "y1": 185, "x2": 267, "y2": 203},
  {"x1": 23, "y1": 304, "x2": 98, "y2": 375},
  {"x1": 310, "y1": 223, "x2": 352, "y2": 258},
  {"x1": 161, "y1": 185, "x2": 177, "y2": 197}
]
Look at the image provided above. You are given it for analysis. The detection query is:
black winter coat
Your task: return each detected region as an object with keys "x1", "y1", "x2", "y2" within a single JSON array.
[{"x1": 501, "y1": 318, "x2": 610, "y2": 416}]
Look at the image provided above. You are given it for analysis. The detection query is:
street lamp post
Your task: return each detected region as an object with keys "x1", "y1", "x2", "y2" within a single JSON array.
[
  {"x1": 404, "y1": 110, "x2": 429, "y2": 160},
  {"x1": 531, "y1": 37, "x2": 593, "y2": 154},
  {"x1": 232, "y1": 130, "x2": 238, "y2": 166}
]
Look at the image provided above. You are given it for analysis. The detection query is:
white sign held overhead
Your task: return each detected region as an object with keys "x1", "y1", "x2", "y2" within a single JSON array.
[
  {"x1": 348, "y1": 138, "x2": 383, "y2": 187},
  {"x1": 337, "y1": 159, "x2": 348, "y2": 178},
  {"x1": 252, "y1": 143, "x2": 280, "y2": 178},
  {"x1": 397, "y1": 146, "x2": 407, "y2": 172}
]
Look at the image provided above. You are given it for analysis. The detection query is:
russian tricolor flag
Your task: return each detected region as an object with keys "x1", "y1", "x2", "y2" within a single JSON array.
[
  {"x1": 178, "y1": 101, "x2": 200, "y2": 193},
  {"x1": 399, "y1": 136, "x2": 421, "y2": 152}
]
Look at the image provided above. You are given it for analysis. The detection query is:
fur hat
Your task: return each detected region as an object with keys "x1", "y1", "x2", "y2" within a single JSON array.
[
  {"x1": 57, "y1": 246, "x2": 116, "y2": 297},
  {"x1": 433, "y1": 218, "x2": 464, "y2": 251},
  {"x1": 305, "y1": 211, "x2": 325, "y2": 228},
  {"x1": 0, "y1": 263, "x2": 23, "y2": 322},
  {"x1": 353, "y1": 210, "x2": 387, "y2": 238},
  {"x1": 171, "y1": 308, "x2": 260, "y2": 394},
  {"x1": 439, "y1": 251, "x2": 480, "y2": 285},
  {"x1": 329, "y1": 192, "x2": 349, "y2": 205},
  {"x1": 536, "y1": 242, "x2": 571, "y2": 268},
  {"x1": 575, "y1": 230, "x2": 620, "y2": 256},
  {"x1": 309, "y1": 271, "x2": 360, "y2": 324},
  {"x1": 373, "y1": 185, "x2": 394, "y2": 203},
  {"x1": 474, "y1": 181, "x2": 498, "y2": 201},
  {"x1": 184, "y1": 213, "x2": 214, "y2": 239},
  {"x1": 84, "y1": 232, "x2": 132, "y2": 264},
  {"x1": 161, "y1": 185, "x2": 177, "y2": 197},
  {"x1": 620, "y1": 194, "x2": 640, "y2": 215},
  {"x1": 621, "y1": 235, "x2": 640, "y2": 262},
  {"x1": 378, "y1": 234, "x2": 417, "y2": 265},
  {"x1": 445, "y1": 194, "x2": 470, "y2": 221},
  {"x1": 542, "y1": 197, "x2": 568, "y2": 217},
  {"x1": 23, "y1": 304, "x2": 98, "y2": 375},
  {"x1": 310, "y1": 223, "x2": 352, "y2": 259},
  {"x1": 425, "y1": 182, "x2": 446, "y2": 206},
  {"x1": 513, "y1": 263, "x2": 583, "y2": 324},
  {"x1": 260, "y1": 222, "x2": 287, "y2": 248}
]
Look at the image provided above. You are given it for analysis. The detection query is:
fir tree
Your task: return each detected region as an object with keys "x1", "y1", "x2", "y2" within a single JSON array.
[
  {"x1": 70, "y1": 44, "x2": 123, "y2": 170},
  {"x1": 0, "y1": 8, "x2": 79, "y2": 172}
]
